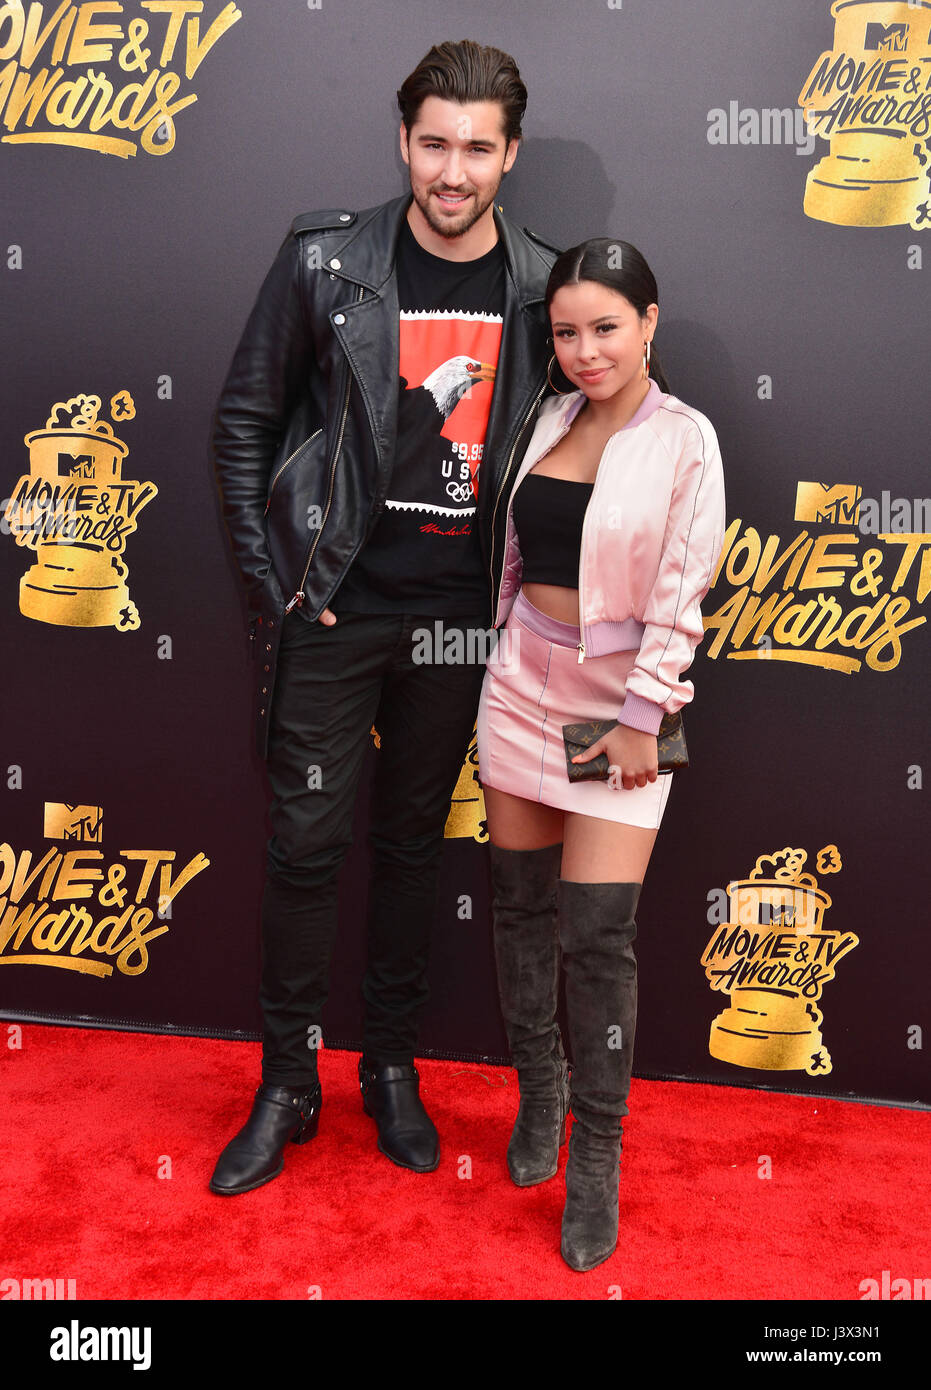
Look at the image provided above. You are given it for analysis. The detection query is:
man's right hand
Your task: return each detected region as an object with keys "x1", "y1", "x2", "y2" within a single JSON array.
[{"x1": 317, "y1": 608, "x2": 337, "y2": 625}]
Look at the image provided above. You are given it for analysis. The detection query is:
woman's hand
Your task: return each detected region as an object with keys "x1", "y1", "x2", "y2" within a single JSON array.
[{"x1": 572, "y1": 724, "x2": 658, "y2": 790}]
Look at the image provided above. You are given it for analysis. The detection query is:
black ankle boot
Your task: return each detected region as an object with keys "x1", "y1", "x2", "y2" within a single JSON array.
[
  {"x1": 559, "y1": 880, "x2": 640, "y2": 1272},
  {"x1": 359, "y1": 1061, "x2": 439, "y2": 1172},
  {"x1": 209, "y1": 1081, "x2": 321, "y2": 1195},
  {"x1": 489, "y1": 842, "x2": 569, "y2": 1186}
]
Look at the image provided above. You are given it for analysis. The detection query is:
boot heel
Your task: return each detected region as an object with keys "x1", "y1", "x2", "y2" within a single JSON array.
[{"x1": 291, "y1": 1106, "x2": 320, "y2": 1145}]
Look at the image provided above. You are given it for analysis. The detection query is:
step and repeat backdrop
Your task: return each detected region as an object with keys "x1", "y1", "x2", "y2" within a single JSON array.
[{"x1": 1, "y1": 1, "x2": 928, "y2": 1106}]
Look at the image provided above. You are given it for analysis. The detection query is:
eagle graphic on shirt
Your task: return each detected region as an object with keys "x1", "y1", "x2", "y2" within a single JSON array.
[{"x1": 390, "y1": 310, "x2": 503, "y2": 519}]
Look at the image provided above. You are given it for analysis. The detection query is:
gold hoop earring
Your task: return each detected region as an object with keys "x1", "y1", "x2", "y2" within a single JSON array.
[
  {"x1": 547, "y1": 354, "x2": 573, "y2": 396},
  {"x1": 642, "y1": 341, "x2": 651, "y2": 379}
]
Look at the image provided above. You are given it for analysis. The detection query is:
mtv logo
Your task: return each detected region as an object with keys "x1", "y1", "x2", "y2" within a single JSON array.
[
  {"x1": 864, "y1": 22, "x2": 908, "y2": 52},
  {"x1": 794, "y1": 482, "x2": 862, "y2": 526},
  {"x1": 44, "y1": 802, "x2": 103, "y2": 842},
  {"x1": 58, "y1": 452, "x2": 94, "y2": 478}
]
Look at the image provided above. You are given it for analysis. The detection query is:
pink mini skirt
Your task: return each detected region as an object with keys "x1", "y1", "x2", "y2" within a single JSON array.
[{"x1": 477, "y1": 590, "x2": 673, "y2": 828}]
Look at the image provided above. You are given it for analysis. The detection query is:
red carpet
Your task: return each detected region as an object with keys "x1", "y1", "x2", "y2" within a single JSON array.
[{"x1": 2, "y1": 1024, "x2": 928, "y2": 1301}]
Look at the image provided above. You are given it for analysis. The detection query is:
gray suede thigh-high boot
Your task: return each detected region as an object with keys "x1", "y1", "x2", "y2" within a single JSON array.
[
  {"x1": 559, "y1": 879, "x2": 640, "y2": 1271},
  {"x1": 489, "y1": 841, "x2": 570, "y2": 1186}
]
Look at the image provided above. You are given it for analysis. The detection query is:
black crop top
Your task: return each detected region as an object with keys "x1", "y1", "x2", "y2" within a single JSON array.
[{"x1": 512, "y1": 473, "x2": 594, "y2": 588}]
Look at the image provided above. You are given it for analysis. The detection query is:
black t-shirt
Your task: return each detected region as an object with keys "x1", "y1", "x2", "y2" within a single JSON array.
[{"x1": 330, "y1": 217, "x2": 505, "y2": 618}]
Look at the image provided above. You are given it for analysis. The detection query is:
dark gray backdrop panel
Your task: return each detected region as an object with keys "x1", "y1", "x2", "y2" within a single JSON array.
[{"x1": 1, "y1": 0, "x2": 927, "y2": 1106}]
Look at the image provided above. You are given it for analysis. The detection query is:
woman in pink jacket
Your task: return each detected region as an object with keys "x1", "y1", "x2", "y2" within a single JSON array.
[{"x1": 477, "y1": 238, "x2": 725, "y2": 1272}]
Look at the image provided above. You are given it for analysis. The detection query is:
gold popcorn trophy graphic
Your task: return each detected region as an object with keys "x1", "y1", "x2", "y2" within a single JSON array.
[
  {"x1": 4, "y1": 392, "x2": 157, "y2": 630},
  {"x1": 799, "y1": 1, "x2": 931, "y2": 230},
  {"x1": 444, "y1": 730, "x2": 488, "y2": 842},
  {"x1": 702, "y1": 846, "x2": 859, "y2": 1076},
  {"x1": 371, "y1": 724, "x2": 488, "y2": 841}
]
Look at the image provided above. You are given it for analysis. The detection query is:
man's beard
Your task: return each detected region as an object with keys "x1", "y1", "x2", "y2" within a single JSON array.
[{"x1": 409, "y1": 179, "x2": 500, "y2": 239}]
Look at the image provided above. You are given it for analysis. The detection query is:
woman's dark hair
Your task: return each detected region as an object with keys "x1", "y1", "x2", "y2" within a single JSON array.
[
  {"x1": 545, "y1": 238, "x2": 670, "y2": 393},
  {"x1": 397, "y1": 41, "x2": 527, "y2": 145}
]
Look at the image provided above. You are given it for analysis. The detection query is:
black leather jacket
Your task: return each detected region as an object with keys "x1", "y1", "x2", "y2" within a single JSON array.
[{"x1": 211, "y1": 193, "x2": 558, "y2": 757}]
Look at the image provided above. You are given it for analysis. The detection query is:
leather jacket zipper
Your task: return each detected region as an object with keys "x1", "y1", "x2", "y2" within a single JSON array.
[
  {"x1": 489, "y1": 380, "x2": 548, "y2": 618},
  {"x1": 265, "y1": 428, "x2": 323, "y2": 516},
  {"x1": 285, "y1": 288, "x2": 365, "y2": 614}
]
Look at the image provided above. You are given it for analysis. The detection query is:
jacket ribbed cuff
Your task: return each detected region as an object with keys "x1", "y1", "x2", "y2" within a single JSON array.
[{"x1": 617, "y1": 692, "x2": 665, "y2": 735}]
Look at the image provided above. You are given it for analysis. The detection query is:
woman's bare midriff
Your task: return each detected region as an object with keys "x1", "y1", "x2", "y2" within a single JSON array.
[{"x1": 520, "y1": 582, "x2": 581, "y2": 626}]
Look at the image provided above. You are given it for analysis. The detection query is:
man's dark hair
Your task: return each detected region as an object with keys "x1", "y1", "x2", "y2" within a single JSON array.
[{"x1": 397, "y1": 40, "x2": 527, "y2": 144}]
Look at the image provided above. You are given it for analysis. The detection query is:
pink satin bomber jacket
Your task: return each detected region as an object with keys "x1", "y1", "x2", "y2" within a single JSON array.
[{"x1": 491, "y1": 379, "x2": 726, "y2": 735}]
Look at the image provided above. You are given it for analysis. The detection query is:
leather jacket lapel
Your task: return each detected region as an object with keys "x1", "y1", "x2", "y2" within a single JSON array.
[{"x1": 331, "y1": 276, "x2": 400, "y2": 493}]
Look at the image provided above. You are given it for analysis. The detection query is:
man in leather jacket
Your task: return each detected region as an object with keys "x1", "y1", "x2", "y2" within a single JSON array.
[{"x1": 209, "y1": 40, "x2": 558, "y2": 1194}]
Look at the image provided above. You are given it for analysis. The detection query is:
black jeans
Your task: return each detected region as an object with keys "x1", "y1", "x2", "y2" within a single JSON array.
[{"x1": 259, "y1": 607, "x2": 488, "y2": 1086}]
